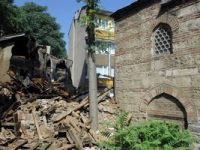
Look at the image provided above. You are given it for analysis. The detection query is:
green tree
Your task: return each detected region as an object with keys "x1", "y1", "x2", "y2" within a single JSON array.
[
  {"x1": 0, "y1": 0, "x2": 14, "y2": 34},
  {"x1": 0, "y1": 1, "x2": 66, "y2": 58},
  {"x1": 0, "y1": 0, "x2": 25, "y2": 35},
  {"x1": 20, "y1": 2, "x2": 66, "y2": 58},
  {"x1": 77, "y1": 0, "x2": 100, "y2": 130}
]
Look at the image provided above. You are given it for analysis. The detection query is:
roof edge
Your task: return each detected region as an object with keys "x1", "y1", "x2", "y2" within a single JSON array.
[{"x1": 111, "y1": 0, "x2": 157, "y2": 21}]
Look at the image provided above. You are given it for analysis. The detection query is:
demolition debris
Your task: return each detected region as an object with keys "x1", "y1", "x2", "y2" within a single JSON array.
[
  {"x1": 0, "y1": 34, "x2": 119, "y2": 150},
  {"x1": 0, "y1": 71, "x2": 119, "y2": 150}
]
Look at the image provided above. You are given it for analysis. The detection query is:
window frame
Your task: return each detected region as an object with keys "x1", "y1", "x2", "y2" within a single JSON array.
[{"x1": 152, "y1": 23, "x2": 173, "y2": 56}]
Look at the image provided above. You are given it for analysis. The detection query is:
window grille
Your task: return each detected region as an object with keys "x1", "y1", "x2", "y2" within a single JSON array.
[{"x1": 154, "y1": 24, "x2": 172, "y2": 55}]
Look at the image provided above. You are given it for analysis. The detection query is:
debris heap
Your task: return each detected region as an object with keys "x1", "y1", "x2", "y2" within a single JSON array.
[{"x1": 0, "y1": 72, "x2": 119, "y2": 150}]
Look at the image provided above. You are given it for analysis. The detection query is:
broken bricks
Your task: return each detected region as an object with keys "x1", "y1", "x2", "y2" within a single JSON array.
[{"x1": 0, "y1": 71, "x2": 119, "y2": 149}]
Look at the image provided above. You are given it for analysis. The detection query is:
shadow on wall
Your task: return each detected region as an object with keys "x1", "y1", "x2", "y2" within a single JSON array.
[{"x1": 147, "y1": 93, "x2": 188, "y2": 129}]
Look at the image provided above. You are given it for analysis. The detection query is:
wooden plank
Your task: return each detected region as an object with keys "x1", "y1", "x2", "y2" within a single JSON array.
[
  {"x1": 53, "y1": 110, "x2": 72, "y2": 123},
  {"x1": 8, "y1": 139, "x2": 28, "y2": 150},
  {"x1": 67, "y1": 127, "x2": 83, "y2": 150},
  {"x1": 66, "y1": 131, "x2": 74, "y2": 144},
  {"x1": 19, "y1": 141, "x2": 40, "y2": 150},
  {"x1": 29, "y1": 142, "x2": 40, "y2": 150},
  {"x1": 68, "y1": 118, "x2": 81, "y2": 133},
  {"x1": 53, "y1": 97, "x2": 89, "y2": 123},
  {"x1": 32, "y1": 111, "x2": 43, "y2": 140},
  {"x1": 1, "y1": 122, "x2": 15, "y2": 127},
  {"x1": 59, "y1": 144, "x2": 75, "y2": 150},
  {"x1": 80, "y1": 113, "x2": 91, "y2": 125}
]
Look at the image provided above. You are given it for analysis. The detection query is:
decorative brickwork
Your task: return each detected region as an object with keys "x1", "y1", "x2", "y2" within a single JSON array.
[
  {"x1": 139, "y1": 84, "x2": 197, "y2": 124},
  {"x1": 149, "y1": 13, "x2": 179, "y2": 35}
]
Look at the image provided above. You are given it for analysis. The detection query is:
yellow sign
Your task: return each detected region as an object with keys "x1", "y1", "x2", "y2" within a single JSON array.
[{"x1": 95, "y1": 29, "x2": 114, "y2": 41}]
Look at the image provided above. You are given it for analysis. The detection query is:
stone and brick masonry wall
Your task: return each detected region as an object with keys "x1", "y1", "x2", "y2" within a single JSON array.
[{"x1": 114, "y1": 0, "x2": 200, "y2": 134}]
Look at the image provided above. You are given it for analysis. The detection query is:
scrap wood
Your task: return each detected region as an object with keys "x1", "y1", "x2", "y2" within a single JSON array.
[
  {"x1": 8, "y1": 139, "x2": 28, "y2": 150},
  {"x1": 89, "y1": 130, "x2": 99, "y2": 142},
  {"x1": 82, "y1": 89, "x2": 112, "y2": 109},
  {"x1": 0, "y1": 69, "x2": 118, "y2": 150},
  {"x1": 67, "y1": 127, "x2": 83, "y2": 150},
  {"x1": 39, "y1": 124, "x2": 54, "y2": 139},
  {"x1": 23, "y1": 140, "x2": 52, "y2": 150},
  {"x1": 66, "y1": 131, "x2": 74, "y2": 144},
  {"x1": 78, "y1": 121, "x2": 91, "y2": 130},
  {"x1": 59, "y1": 144, "x2": 76, "y2": 150},
  {"x1": 68, "y1": 119, "x2": 81, "y2": 133},
  {"x1": 53, "y1": 110, "x2": 72, "y2": 123},
  {"x1": 88, "y1": 131, "x2": 97, "y2": 144},
  {"x1": 0, "y1": 127, "x2": 16, "y2": 145},
  {"x1": 97, "y1": 88, "x2": 113, "y2": 103},
  {"x1": 73, "y1": 96, "x2": 89, "y2": 111},
  {"x1": 32, "y1": 111, "x2": 43, "y2": 140},
  {"x1": 71, "y1": 111, "x2": 80, "y2": 119},
  {"x1": 53, "y1": 97, "x2": 89, "y2": 123},
  {"x1": 25, "y1": 142, "x2": 40, "y2": 150},
  {"x1": 1, "y1": 122, "x2": 15, "y2": 127},
  {"x1": 48, "y1": 142, "x2": 75, "y2": 150},
  {"x1": 80, "y1": 113, "x2": 91, "y2": 125}
]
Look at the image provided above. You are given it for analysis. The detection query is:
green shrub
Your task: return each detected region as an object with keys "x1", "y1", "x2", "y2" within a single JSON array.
[{"x1": 99, "y1": 112, "x2": 194, "y2": 150}]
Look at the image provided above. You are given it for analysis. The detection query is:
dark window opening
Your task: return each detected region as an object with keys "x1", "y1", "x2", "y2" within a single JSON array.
[{"x1": 154, "y1": 23, "x2": 173, "y2": 55}]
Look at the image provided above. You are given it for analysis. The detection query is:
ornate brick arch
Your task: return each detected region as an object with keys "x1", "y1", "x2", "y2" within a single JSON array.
[
  {"x1": 148, "y1": 13, "x2": 179, "y2": 36},
  {"x1": 139, "y1": 84, "x2": 197, "y2": 123}
]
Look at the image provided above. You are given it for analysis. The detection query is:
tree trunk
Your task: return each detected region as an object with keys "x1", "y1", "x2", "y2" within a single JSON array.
[{"x1": 88, "y1": 52, "x2": 98, "y2": 130}]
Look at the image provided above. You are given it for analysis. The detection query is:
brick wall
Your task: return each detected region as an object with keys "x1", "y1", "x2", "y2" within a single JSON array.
[{"x1": 114, "y1": 0, "x2": 200, "y2": 134}]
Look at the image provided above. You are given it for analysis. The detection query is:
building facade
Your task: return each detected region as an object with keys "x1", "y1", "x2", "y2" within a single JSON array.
[
  {"x1": 68, "y1": 7, "x2": 115, "y2": 88},
  {"x1": 112, "y1": 0, "x2": 200, "y2": 134}
]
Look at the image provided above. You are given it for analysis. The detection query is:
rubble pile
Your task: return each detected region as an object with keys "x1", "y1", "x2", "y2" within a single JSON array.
[{"x1": 0, "y1": 72, "x2": 119, "y2": 150}]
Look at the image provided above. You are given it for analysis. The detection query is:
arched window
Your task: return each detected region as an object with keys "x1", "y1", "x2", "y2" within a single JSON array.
[{"x1": 154, "y1": 23, "x2": 172, "y2": 55}]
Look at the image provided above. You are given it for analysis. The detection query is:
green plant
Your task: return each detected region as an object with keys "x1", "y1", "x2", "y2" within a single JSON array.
[{"x1": 99, "y1": 112, "x2": 194, "y2": 150}]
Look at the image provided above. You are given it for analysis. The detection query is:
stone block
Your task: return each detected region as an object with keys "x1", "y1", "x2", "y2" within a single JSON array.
[
  {"x1": 172, "y1": 77, "x2": 192, "y2": 87},
  {"x1": 172, "y1": 68, "x2": 198, "y2": 76},
  {"x1": 191, "y1": 76, "x2": 200, "y2": 87}
]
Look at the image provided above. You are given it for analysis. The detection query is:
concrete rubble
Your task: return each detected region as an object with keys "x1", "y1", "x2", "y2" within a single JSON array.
[{"x1": 0, "y1": 71, "x2": 119, "y2": 150}]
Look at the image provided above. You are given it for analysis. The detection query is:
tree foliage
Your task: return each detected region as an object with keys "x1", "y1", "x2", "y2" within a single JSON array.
[
  {"x1": 99, "y1": 112, "x2": 195, "y2": 150},
  {"x1": 20, "y1": 2, "x2": 66, "y2": 57},
  {"x1": 0, "y1": 0, "x2": 25, "y2": 34},
  {"x1": 0, "y1": 1, "x2": 66, "y2": 58}
]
